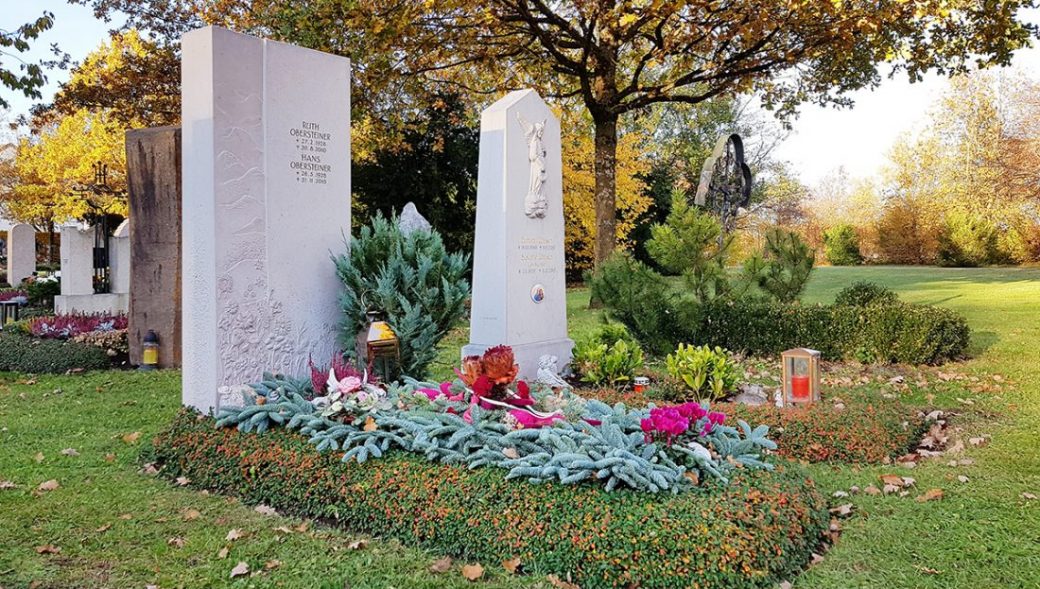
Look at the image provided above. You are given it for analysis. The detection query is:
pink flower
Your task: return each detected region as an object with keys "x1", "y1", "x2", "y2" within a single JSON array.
[
  {"x1": 417, "y1": 381, "x2": 455, "y2": 401},
  {"x1": 508, "y1": 409, "x2": 564, "y2": 428},
  {"x1": 337, "y1": 376, "x2": 362, "y2": 394},
  {"x1": 701, "y1": 411, "x2": 727, "y2": 437}
]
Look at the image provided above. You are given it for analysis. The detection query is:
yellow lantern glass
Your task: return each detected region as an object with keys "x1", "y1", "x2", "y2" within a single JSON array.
[
  {"x1": 364, "y1": 320, "x2": 399, "y2": 380},
  {"x1": 781, "y1": 348, "x2": 821, "y2": 405}
]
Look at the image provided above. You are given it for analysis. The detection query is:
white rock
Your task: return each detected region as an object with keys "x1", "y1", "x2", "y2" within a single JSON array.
[{"x1": 398, "y1": 202, "x2": 432, "y2": 235}]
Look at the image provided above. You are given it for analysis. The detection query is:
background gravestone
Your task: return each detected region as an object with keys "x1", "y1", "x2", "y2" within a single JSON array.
[
  {"x1": 181, "y1": 27, "x2": 351, "y2": 412},
  {"x1": 463, "y1": 89, "x2": 573, "y2": 379},
  {"x1": 125, "y1": 126, "x2": 182, "y2": 367},
  {"x1": 6, "y1": 224, "x2": 35, "y2": 286},
  {"x1": 110, "y1": 220, "x2": 130, "y2": 295}
]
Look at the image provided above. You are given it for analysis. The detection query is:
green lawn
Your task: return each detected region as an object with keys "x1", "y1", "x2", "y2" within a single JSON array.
[{"x1": 2, "y1": 266, "x2": 1039, "y2": 588}]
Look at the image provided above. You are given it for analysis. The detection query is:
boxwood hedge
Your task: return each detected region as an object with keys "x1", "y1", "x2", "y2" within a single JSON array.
[
  {"x1": 593, "y1": 258, "x2": 970, "y2": 364},
  {"x1": 154, "y1": 410, "x2": 829, "y2": 589},
  {"x1": 0, "y1": 331, "x2": 111, "y2": 373}
]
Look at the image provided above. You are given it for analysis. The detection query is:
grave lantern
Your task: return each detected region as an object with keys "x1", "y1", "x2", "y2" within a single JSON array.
[
  {"x1": 139, "y1": 329, "x2": 160, "y2": 371},
  {"x1": 781, "y1": 348, "x2": 821, "y2": 405},
  {"x1": 356, "y1": 309, "x2": 400, "y2": 381}
]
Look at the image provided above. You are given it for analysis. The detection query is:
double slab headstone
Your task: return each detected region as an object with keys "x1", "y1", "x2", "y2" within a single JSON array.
[
  {"x1": 181, "y1": 27, "x2": 351, "y2": 412},
  {"x1": 463, "y1": 89, "x2": 573, "y2": 379}
]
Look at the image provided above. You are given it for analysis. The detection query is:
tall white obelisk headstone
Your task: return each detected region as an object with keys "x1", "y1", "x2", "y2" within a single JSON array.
[
  {"x1": 181, "y1": 27, "x2": 351, "y2": 412},
  {"x1": 463, "y1": 89, "x2": 573, "y2": 379}
]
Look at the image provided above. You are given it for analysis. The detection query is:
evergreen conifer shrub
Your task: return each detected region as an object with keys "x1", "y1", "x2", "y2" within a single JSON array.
[
  {"x1": 334, "y1": 213, "x2": 470, "y2": 378},
  {"x1": 823, "y1": 224, "x2": 863, "y2": 266}
]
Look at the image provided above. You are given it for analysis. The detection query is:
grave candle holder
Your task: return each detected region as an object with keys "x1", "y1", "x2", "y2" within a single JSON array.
[{"x1": 781, "y1": 348, "x2": 821, "y2": 405}]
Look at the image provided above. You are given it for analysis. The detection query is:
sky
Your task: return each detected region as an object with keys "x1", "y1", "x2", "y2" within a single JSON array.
[{"x1": 3, "y1": 2, "x2": 1040, "y2": 187}]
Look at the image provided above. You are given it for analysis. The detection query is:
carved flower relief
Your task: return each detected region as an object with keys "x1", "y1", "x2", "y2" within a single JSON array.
[{"x1": 217, "y1": 275, "x2": 233, "y2": 295}]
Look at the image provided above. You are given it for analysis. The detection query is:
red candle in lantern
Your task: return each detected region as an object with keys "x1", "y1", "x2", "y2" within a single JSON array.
[{"x1": 791, "y1": 375, "x2": 810, "y2": 400}]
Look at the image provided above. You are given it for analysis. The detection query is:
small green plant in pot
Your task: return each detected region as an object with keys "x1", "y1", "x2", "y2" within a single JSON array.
[{"x1": 665, "y1": 344, "x2": 741, "y2": 402}]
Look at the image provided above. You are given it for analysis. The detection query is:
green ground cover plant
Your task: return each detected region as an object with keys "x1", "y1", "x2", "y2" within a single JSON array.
[{"x1": 154, "y1": 409, "x2": 828, "y2": 589}]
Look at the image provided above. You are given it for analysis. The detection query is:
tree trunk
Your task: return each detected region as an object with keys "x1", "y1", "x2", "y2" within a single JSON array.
[
  {"x1": 47, "y1": 221, "x2": 56, "y2": 266},
  {"x1": 592, "y1": 114, "x2": 618, "y2": 269}
]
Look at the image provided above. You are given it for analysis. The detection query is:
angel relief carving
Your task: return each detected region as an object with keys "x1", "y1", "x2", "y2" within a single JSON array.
[{"x1": 517, "y1": 113, "x2": 548, "y2": 219}]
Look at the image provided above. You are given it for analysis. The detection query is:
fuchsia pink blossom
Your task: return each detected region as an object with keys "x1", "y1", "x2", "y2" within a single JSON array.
[{"x1": 641, "y1": 403, "x2": 727, "y2": 444}]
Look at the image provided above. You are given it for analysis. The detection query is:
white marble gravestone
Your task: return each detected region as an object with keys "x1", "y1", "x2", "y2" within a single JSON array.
[
  {"x1": 54, "y1": 223, "x2": 130, "y2": 314},
  {"x1": 6, "y1": 223, "x2": 35, "y2": 286},
  {"x1": 462, "y1": 89, "x2": 573, "y2": 379},
  {"x1": 109, "y1": 219, "x2": 130, "y2": 295},
  {"x1": 58, "y1": 224, "x2": 94, "y2": 297},
  {"x1": 181, "y1": 27, "x2": 351, "y2": 412}
]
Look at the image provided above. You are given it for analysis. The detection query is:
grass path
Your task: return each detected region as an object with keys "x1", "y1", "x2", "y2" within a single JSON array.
[{"x1": 1, "y1": 266, "x2": 1039, "y2": 587}]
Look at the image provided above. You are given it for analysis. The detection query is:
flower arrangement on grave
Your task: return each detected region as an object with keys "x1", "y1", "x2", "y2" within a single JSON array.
[
  {"x1": 28, "y1": 312, "x2": 129, "y2": 339},
  {"x1": 218, "y1": 345, "x2": 778, "y2": 494}
]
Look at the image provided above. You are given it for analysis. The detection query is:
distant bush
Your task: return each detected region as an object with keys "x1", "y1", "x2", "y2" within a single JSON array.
[
  {"x1": 937, "y1": 211, "x2": 1000, "y2": 267},
  {"x1": 876, "y1": 200, "x2": 936, "y2": 264},
  {"x1": 0, "y1": 331, "x2": 111, "y2": 373},
  {"x1": 823, "y1": 224, "x2": 863, "y2": 266},
  {"x1": 834, "y1": 281, "x2": 899, "y2": 307},
  {"x1": 154, "y1": 409, "x2": 829, "y2": 589}
]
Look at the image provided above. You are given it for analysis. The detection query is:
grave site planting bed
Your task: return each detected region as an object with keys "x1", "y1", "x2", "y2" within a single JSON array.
[
  {"x1": 592, "y1": 387, "x2": 927, "y2": 465},
  {"x1": 154, "y1": 409, "x2": 829, "y2": 589}
]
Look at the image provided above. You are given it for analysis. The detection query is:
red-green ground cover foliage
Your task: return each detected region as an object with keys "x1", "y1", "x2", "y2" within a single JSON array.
[
  {"x1": 590, "y1": 387, "x2": 925, "y2": 464},
  {"x1": 152, "y1": 409, "x2": 829, "y2": 589}
]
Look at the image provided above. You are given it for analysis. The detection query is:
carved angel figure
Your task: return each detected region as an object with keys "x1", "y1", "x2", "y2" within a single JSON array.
[
  {"x1": 517, "y1": 113, "x2": 548, "y2": 219},
  {"x1": 536, "y1": 354, "x2": 570, "y2": 389}
]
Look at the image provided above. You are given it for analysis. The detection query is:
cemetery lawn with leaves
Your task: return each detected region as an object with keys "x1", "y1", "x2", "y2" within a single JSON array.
[
  {"x1": 2, "y1": 266, "x2": 1039, "y2": 588},
  {"x1": 0, "y1": 371, "x2": 540, "y2": 588}
]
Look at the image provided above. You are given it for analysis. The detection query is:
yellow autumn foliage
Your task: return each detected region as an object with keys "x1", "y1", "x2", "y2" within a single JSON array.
[
  {"x1": 562, "y1": 115, "x2": 652, "y2": 275},
  {"x1": 6, "y1": 109, "x2": 127, "y2": 227}
]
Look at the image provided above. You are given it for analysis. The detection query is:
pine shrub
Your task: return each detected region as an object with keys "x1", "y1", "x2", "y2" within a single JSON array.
[
  {"x1": 588, "y1": 252, "x2": 686, "y2": 355},
  {"x1": 742, "y1": 228, "x2": 815, "y2": 303},
  {"x1": 334, "y1": 213, "x2": 470, "y2": 378},
  {"x1": 154, "y1": 410, "x2": 829, "y2": 589}
]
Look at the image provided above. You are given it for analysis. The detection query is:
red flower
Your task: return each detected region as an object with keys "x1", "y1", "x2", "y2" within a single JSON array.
[{"x1": 472, "y1": 375, "x2": 493, "y2": 398}]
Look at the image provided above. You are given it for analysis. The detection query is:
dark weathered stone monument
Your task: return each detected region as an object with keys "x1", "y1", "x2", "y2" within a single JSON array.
[
  {"x1": 125, "y1": 126, "x2": 182, "y2": 367},
  {"x1": 694, "y1": 133, "x2": 753, "y2": 240}
]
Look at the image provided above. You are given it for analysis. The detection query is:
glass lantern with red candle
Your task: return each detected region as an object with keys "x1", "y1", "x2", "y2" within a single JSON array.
[{"x1": 781, "y1": 348, "x2": 821, "y2": 405}]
